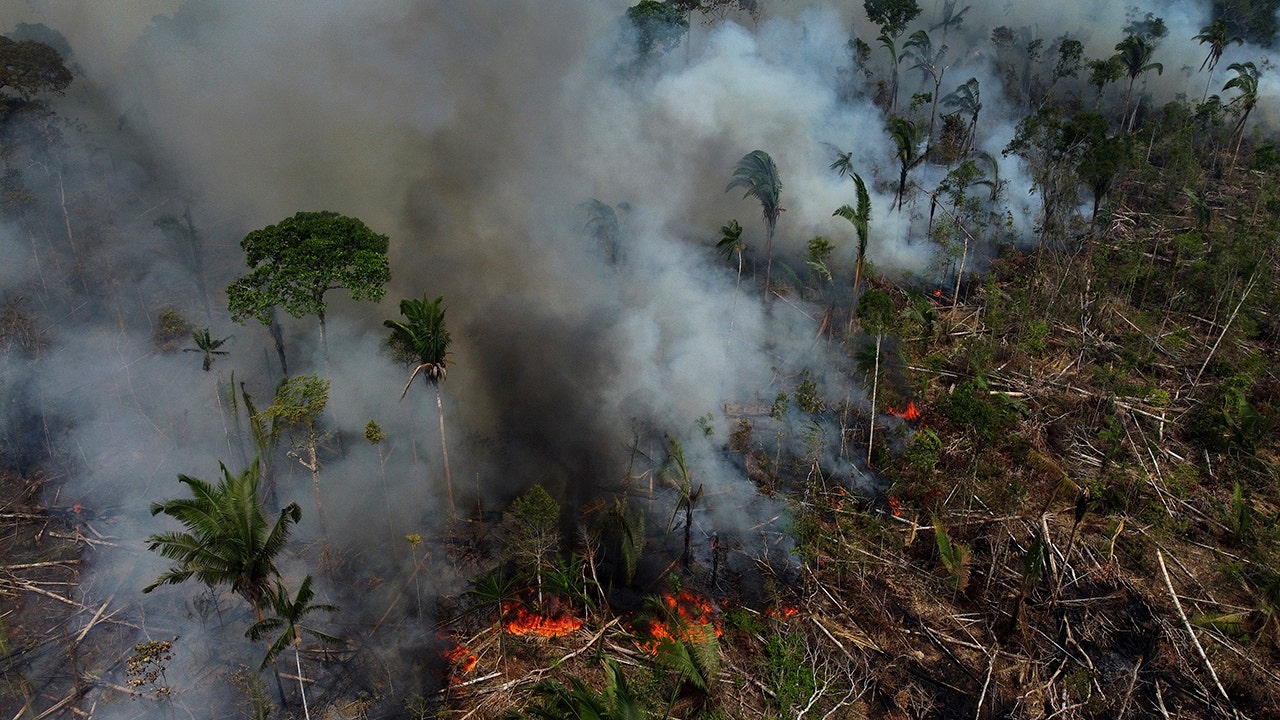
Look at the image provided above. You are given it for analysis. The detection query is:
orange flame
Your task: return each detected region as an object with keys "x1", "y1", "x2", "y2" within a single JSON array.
[
  {"x1": 502, "y1": 601, "x2": 583, "y2": 637},
  {"x1": 634, "y1": 590, "x2": 722, "y2": 654},
  {"x1": 443, "y1": 645, "x2": 478, "y2": 676},
  {"x1": 886, "y1": 495, "x2": 902, "y2": 518},
  {"x1": 933, "y1": 289, "x2": 943, "y2": 297},
  {"x1": 888, "y1": 401, "x2": 921, "y2": 421},
  {"x1": 766, "y1": 604, "x2": 799, "y2": 619}
]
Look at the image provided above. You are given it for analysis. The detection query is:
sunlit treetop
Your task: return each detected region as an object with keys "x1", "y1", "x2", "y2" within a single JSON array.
[{"x1": 227, "y1": 210, "x2": 390, "y2": 327}]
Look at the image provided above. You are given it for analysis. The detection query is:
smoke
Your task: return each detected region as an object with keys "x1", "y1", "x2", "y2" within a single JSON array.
[{"x1": 1, "y1": 0, "x2": 1273, "y2": 714}]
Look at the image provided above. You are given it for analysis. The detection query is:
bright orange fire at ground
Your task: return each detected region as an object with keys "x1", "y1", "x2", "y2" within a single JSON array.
[
  {"x1": 502, "y1": 600, "x2": 583, "y2": 637},
  {"x1": 442, "y1": 644, "x2": 477, "y2": 684},
  {"x1": 765, "y1": 604, "x2": 799, "y2": 619},
  {"x1": 634, "y1": 590, "x2": 722, "y2": 654},
  {"x1": 887, "y1": 401, "x2": 921, "y2": 421}
]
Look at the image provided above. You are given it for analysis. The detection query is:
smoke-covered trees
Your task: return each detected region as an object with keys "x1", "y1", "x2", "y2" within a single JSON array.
[
  {"x1": 829, "y1": 152, "x2": 872, "y2": 296},
  {"x1": 626, "y1": 0, "x2": 688, "y2": 67},
  {"x1": 384, "y1": 293, "x2": 455, "y2": 512},
  {"x1": 887, "y1": 117, "x2": 925, "y2": 211},
  {"x1": 726, "y1": 150, "x2": 783, "y2": 299},
  {"x1": 0, "y1": 36, "x2": 72, "y2": 101},
  {"x1": 257, "y1": 375, "x2": 332, "y2": 565},
  {"x1": 227, "y1": 211, "x2": 390, "y2": 370},
  {"x1": 144, "y1": 460, "x2": 302, "y2": 611}
]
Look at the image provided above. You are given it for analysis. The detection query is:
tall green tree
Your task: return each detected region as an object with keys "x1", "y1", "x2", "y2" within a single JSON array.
[
  {"x1": 716, "y1": 219, "x2": 746, "y2": 334},
  {"x1": 144, "y1": 460, "x2": 302, "y2": 611},
  {"x1": 227, "y1": 211, "x2": 390, "y2": 372},
  {"x1": 246, "y1": 575, "x2": 338, "y2": 720},
  {"x1": 864, "y1": 0, "x2": 921, "y2": 39},
  {"x1": 726, "y1": 150, "x2": 783, "y2": 300},
  {"x1": 384, "y1": 293, "x2": 455, "y2": 513},
  {"x1": 1114, "y1": 35, "x2": 1163, "y2": 132},
  {"x1": 1195, "y1": 18, "x2": 1243, "y2": 101}
]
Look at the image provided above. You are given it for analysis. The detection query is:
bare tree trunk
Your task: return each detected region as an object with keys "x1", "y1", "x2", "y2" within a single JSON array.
[
  {"x1": 867, "y1": 333, "x2": 881, "y2": 465},
  {"x1": 294, "y1": 644, "x2": 311, "y2": 720},
  {"x1": 436, "y1": 385, "x2": 455, "y2": 514}
]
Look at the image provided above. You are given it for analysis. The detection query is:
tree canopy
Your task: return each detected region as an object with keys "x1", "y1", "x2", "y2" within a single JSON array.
[
  {"x1": 864, "y1": 0, "x2": 921, "y2": 38},
  {"x1": 227, "y1": 211, "x2": 390, "y2": 329},
  {"x1": 0, "y1": 36, "x2": 72, "y2": 100}
]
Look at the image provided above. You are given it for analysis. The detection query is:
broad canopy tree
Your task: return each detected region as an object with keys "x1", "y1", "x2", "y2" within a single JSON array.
[
  {"x1": 227, "y1": 211, "x2": 390, "y2": 371},
  {"x1": 0, "y1": 35, "x2": 73, "y2": 102}
]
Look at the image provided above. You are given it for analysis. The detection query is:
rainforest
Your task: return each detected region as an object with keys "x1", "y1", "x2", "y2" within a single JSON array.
[{"x1": 1, "y1": 1, "x2": 1278, "y2": 719}]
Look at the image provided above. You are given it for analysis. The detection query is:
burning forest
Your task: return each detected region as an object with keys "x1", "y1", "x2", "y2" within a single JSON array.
[{"x1": 2, "y1": 0, "x2": 1280, "y2": 718}]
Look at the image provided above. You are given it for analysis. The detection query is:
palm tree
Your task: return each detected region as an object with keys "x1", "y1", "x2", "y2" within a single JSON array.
[
  {"x1": 584, "y1": 198, "x2": 624, "y2": 266},
  {"x1": 877, "y1": 32, "x2": 902, "y2": 114},
  {"x1": 888, "y1": 117, "x2": 926, "y2": 211},
  {"x1": 725, "y1": 150, "x2": 783, "y2": 300},
  {"x1": 904, "y1": 30, "x2": 949, "y2": 147},
  {"x1": 1224, "y1": 61, "x2": 1261, "y2": 159},
  {"x1": 144, "y1": 459, "x2": 302, "y2": 611},
  {"x1": 247, "y1": 575, "x2": 339, "y2": 720},
  {"x1": 1194, "y1": 18, "x2": 1242, "y2": 102},
  {"x1": 468, "y1": 569, "x2": 520, "y2": 664},
  {"x1": 941, "y1": 77, "x2": 981, "y2": 156},
  {"x1": 716, "y1": 219, "x2": 745, "y2": 334},
  {"x1": 1114, "y1": 35, "x2": 1163, "y2": 132},
  {"x1": 830, "y1": 157, "x2": 872, "y2": 296},
  {"x1": 184, "y1": 327, "x2": 229, "y2": 371},
  {"x1": 384, "y1": 293, "x2": 455, "y2": 513},
  {"x1": 663, "y1": 437, "x2": 703, "y2": 570},
  {"x1": 931, "y1": 0, "x2": 970, "y2": 37}
]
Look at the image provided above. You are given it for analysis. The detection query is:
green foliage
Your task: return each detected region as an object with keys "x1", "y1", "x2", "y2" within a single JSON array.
[
  {"x1": 863, "y1": 0, "x2": 921, "y2": 37},
  {"x1": 769, "y1": 392, "x2": 789, "y2": 421},
  {"x1": 246, "y1": 574, "x2": 339, "y2": 670},
  {"x1": 1016, "y1": 318, "x2": 1049, "y2": 356},
  {"x1": 902, "y1": 426, "x2": 942, "y2": 471},
  {"x1": 936, "y1": 378, "x2": 1013, "y2": 442},
  {"x1": 1227, "y1": 483, "x2": 1253, "y2": 544},
  {"x1": 796, "y1": 370, "x2": 823, "y2": 413},
  {"x1": 933, "y1": 519, "x2": 971, "y2": 590},
  {"x1": 257, "y1": 374, "x2": 329, "y2": 439},
  {"x1": 715, "y1": 219, "x2": 743, "y2": 262},
  {"x1": 764, "y1": 632, "x2": 816, "y2": 716},
  {"x1": 184, "y1": 327, "x2": 230, "y2": 371},
  {"x1": 502, "y1": 484, "x2": 562, "y2": 607},
  {"x1": 145, "y1": 459, "x2": 302, "y2": 608},
  {"x1": 227, "y1": 210, "x2": 390, "y2": 327},
  {"x1": 385, "y1": 293, "x2": 452, "y2": 390},
  {"x1": 805, "y1": 236, "x2": 834, "y2": 287},
  {"x1": 856, "y1": 289, "x2": 895, "y2": 335},
  {"x1": 522, "y1": 658, "x2": 646, "y2": 720},
  {"x1": 364, "y1": 419, "x2": 387, "y2": 444},
  {"x1": 726, "y1": 150, "x2": 782, "y2": 234}
]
